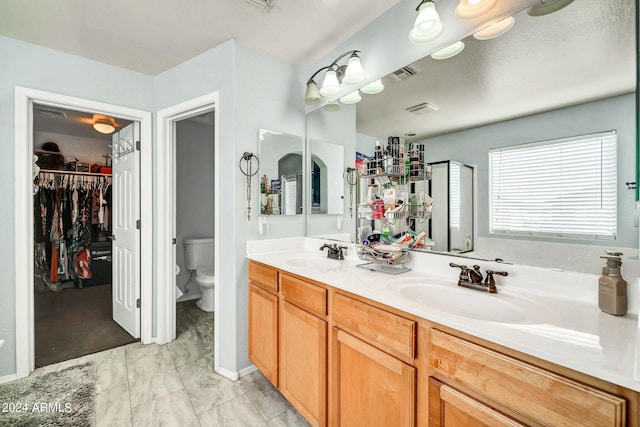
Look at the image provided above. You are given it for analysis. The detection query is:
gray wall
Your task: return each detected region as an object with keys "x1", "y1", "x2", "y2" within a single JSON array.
[
  {"x1": 0, "y1": 35, "x2": 154, "y2": 378},
  {"x1": 1, "y1": 34, "x2": 306, "y2": 377},
  {"x1": 175, "y1": 118, "x2": 215, "y2": 299}
]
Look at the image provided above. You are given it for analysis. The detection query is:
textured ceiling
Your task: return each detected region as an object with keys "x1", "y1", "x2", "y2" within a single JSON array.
[
  {"x1": 356, "y1": 0, "x2": 636, "y2": 142},
  {"x1": 0, "y1": 0, "x2": 401, "y2": 75}
]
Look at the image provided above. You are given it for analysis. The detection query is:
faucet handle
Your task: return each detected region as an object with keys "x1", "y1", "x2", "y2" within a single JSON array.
[
  {"x1": 484, "y1": 270, "x2": 508, "y2": 287},
  {"x1": 449, "y1": 262, "x2": 468, "y2": 271},
  {"x1": 449, "y1": 262, "x2": 470, "y2": 283}
]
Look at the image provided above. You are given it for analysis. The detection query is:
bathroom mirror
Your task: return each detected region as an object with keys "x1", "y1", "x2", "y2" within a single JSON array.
[
  {"x1": 310, "y1": 139, "x2": 345, "y2": 215},
  {"x1": 306, "y1": 0, "x2": 637, "y2": 273},
  {"x1": 305, "y1": 105, "x2": 356, "y2": 240},
  {"x1": 258, "y1": 129, "x2": 304, "y2": 216}
]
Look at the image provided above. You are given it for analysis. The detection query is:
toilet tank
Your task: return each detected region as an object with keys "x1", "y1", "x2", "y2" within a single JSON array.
[{"x1": 183, "y1": 238, "x2": 214, "y2": 270}]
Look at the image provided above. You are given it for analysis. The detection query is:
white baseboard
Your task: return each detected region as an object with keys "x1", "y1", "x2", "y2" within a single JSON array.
[
  {"x1": 239, "y1": 364, "x2": 257, "y2": 378},
  {"x1": 216, "y1": 366, "x2": 239, "y2": 381},
  {"x1": 0, "y1": 373, "x2": 17, "y2": 384}
]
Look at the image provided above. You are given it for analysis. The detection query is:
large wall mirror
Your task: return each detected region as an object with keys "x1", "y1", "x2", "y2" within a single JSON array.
[
  {"x1": 306, "y1": 0, "x2": 637, "y2": 274},
  {"x1": 258, "y1": 129, "x2": 304, "y2": 216}
]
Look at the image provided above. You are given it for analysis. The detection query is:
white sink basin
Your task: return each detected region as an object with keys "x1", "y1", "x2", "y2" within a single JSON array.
[
  {"x1": 387, "y1": 279, "x2": 548, "y2": 324},
  {"x1": 285, "y1": 257, "x2": 345, "y2": 273}
]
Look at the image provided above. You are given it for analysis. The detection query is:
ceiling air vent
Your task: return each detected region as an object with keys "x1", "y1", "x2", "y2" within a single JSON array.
[
  {"x1": 35, "y1": 108, "x2": 67, "y2": 119},
  {"x1": 406, "y1": 102, "x2": 439, "y2": 115},
  {"x1": 388, "y1": 65, "x2": 420, "y2": 82},
  {"x1": 245, "y1": 0, "x2": 277, "y2": 10}
]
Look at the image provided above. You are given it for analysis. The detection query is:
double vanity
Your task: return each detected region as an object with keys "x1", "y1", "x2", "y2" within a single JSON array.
[{"x1": 247, "y1": 237, "x2": 639, "y2": 426}]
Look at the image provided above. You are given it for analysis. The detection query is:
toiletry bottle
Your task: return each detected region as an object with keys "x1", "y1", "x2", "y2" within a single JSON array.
[{"x1": 598, "y1": 251, "x2": 627, "y2": 316}]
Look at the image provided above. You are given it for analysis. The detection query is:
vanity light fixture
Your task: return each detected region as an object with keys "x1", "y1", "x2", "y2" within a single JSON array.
[
  {"x1": 360, "y1": 79, "x2": 385, "y2": 95},
  {"x1": 431, "y1": 41, "x2": 465, "y2": 60},
  {"x1": 304, "y1": 50, "x2": 366, "y2": 105},
  {"x1": 473, "y1": 16, "x2": 515, "y2": 40},
  {"x1": 93, "y1": 118, "x2": 116, "y2": 134},
  {"x1": 527, "y1": 0, "x2": 574, "y2": 16},
  {"x1": 455, "y1": 0, "x2": 497, "y2": 19},
  {"x1": 409, "y1": 1, "x2": 444, "y2": 45},
  {"x1": 340, "y1": 90, "x2": 362, "y2": 105}
]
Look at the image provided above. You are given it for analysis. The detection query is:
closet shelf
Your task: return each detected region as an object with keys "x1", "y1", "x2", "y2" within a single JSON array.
[{"x1": 39, "y1": 169, "x2": 112, "y2": 177}]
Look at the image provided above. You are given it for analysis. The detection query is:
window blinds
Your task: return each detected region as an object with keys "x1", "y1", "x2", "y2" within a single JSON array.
[
  {"x1": 449, "y1": 164, "x2": 461, "y2": 230},
  {"x1": 489, "y1": 131, "x2": 617, "y2": 240}
]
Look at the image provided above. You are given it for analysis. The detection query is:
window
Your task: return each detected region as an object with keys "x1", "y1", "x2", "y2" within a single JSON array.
[{"x1": 489, "y1": 131, "x2": 617, "y2": 240}]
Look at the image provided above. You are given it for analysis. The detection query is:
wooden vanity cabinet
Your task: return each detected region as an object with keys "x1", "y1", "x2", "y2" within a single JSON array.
[
  {"x1": 248, "y1": 262, "x2": 279, "y2": 386},
  {"x1": 428, "y1": 377, "x2": 525, "y2": 427},
  {"x1": 331, "y1": 292, "x2": 417, "y2": 426},
  {"x1": 279, "y1": 274, "x2": 328, "y2": 427},
  {"x1": 424, "y1": 329, "x2": 629, "y2": 427},
  {"x1": 248, "y1": 262, "x2": 638, "y2": 427}
]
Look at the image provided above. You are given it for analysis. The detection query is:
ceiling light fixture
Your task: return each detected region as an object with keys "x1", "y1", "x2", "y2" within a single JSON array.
[
  {"x1": 360, "y1": 79, "x2": 385, "y2": 95},
  {"x1": 527, "y1": 0, "x2": 574, "y2": 16},
  {"x1": 340, "y1": 90, "x2": 362, "y2": 105},
  {"x1": 473, "y1": 16, "x2": 515, "y2": 40},
  {"x1": 305, "y1": 50, "x2": 366, "y2": 105},
  {"x1": 409, "y1": 1, "x2": 444, "y2": 45},
  {"x1": 431, "y1": 41, "x2": 465, "y2": 60},
  {"x1": 93, "y1": 118, "x2": 116, "y2": 134},
  {"x1": 455, "y1": 0, "x2": 497, "y2": 19}
]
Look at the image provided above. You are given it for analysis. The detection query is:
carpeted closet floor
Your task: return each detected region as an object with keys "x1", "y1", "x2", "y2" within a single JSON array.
[{"x1": 35, "y1": 283, "x2": 138, "y2": 368}]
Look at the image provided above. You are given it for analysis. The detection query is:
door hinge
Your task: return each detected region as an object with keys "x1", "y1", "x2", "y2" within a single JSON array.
[
  {"x1": 172, "y1": 238, "x2": 177, "y2": 244},
  {"x1": 136, "y1": 219, "x2": 141, "y2": 229},
  {"x1": 136, "y1": 140, "x2": 141, "y2": 151},
  {"x1": 136, "y1": 298, "x2": 141, "y2": 308}
]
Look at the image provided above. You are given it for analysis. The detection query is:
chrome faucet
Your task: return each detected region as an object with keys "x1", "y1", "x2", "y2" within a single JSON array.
[
  {"x1": 449, "y1": 262, "x2": 508, "y2": 293},
  {"x1": 319, "y1": 243, "x2": 347, "y2": 260}
]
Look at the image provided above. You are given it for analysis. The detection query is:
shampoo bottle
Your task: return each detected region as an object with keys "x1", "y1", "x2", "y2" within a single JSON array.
[{"x1": 598, "y1": 251, "x2": 627, "y2": 316}]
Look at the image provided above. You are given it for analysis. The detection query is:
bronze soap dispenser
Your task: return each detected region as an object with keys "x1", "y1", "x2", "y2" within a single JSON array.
[{"x1": 598, "y1": 251, "x2": 627, "y2": 316}]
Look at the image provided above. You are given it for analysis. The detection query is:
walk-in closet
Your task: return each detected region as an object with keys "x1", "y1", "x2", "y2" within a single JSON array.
[{"x1": 32, "y1": 104, "x2": 137, "y2": 367}]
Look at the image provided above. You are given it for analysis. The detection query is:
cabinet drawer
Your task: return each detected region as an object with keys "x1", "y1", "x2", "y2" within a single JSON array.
[
  {"x1": 332, "y1": 293, "x2": 415, "y2": 360},
  {"x1": 248, "y1": 261, "x2": 278, "y2": 294},
  {"x1": 281, "y1": 274, "x2": 327, "y2": 318},
  {"x1": 430, "y1": 329, "x2": 626, "y2": 427}
]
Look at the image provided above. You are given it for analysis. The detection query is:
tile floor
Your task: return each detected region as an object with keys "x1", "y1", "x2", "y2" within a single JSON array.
[{"x1": 30, "y1": 301, "x2": 310, "y2": 426}]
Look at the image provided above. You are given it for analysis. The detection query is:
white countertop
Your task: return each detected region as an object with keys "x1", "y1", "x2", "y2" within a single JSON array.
[{"x1": 247, "y1": 237, "x2": 640, "y2": 392}]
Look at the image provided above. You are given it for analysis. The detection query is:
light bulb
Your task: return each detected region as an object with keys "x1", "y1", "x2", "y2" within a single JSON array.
[
  {"x1": 360, "y1": 79, "x2": 384, "y2": 95},
  {"x1": 409, "y1": 1, "x2": 443, "y2": 44},
  {"x1": 455, "y1": 0, "x2": 497, "y2": 19},
  {"x1": 319, "y1": 69, "x2": 341, "y2": 97},
  {"x1": 342, "y1": 54, "x2": 366, "y2": 85},
  {"x1": 340, "y1": 90, "x2": 362, "y2": 105},
  {"x1": 473, "y1": 16, "x2": 515, "y2": 40},
  {"x1": 431, "y1": 41, "x2": 465, "y2": 60}
]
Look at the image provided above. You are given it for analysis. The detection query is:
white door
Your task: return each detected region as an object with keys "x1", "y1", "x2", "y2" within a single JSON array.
[{"x1": 112, "y1": 122, "x2": 141, "y2": 338}]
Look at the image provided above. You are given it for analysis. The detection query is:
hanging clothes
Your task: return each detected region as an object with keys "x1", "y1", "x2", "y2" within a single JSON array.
[{"x1": 33, "y1": 172, "x2": 112, "y2": 290}]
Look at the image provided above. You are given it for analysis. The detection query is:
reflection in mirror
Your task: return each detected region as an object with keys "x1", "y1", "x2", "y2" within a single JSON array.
[
  {"x1": 258, "y1": 129, "x2": 303, "y2": 216},
  {"x1": 311, "y1": 0, "x2": 637, "y2": 273},
  {"x1": 310, "y1": 139, "x2": 345, "y2": 215},
  {"x1": 425, "y1": 161, "x2": 474, "y2": 253}
]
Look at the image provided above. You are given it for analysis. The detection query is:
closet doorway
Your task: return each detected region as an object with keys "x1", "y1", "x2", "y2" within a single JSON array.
[
  {"x1": 32, "y1": 104, "x2": 139, "y2": 367},
  {"x1": 14, "y1": 88, "x2": 153, "y2": 379}
]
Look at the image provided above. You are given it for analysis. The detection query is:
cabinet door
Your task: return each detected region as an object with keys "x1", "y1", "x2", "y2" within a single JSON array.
[
  {"x1": 280, "y1": 301, "x2": 327, "y2": 427},
  {"x1": 332, "y1": 329, "x2": 415, "y2": 427},
  {"x1": 248, "y1": 283, "x2": 278, "y2": 386},
  {"x1": 428, "y1": 378, "x2": 524, "y2": 427}
]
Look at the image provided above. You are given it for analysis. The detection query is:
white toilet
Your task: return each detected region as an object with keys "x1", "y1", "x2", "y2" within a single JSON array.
[{"x1": 183, "y1": 237, "x2": 215, "y2": 312}]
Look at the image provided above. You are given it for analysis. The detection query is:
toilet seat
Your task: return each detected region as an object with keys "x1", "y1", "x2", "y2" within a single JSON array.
[{"x1": 196, "y1": 267, "x2": 215, "y2": 282}]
